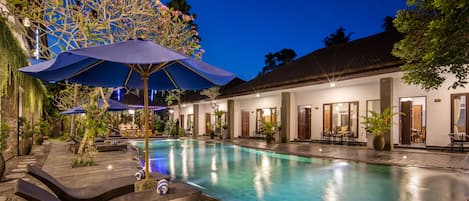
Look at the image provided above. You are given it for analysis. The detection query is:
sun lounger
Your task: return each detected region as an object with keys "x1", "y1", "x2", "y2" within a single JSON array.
[
  {"x1": 15, "y1": 178, "x2": 61, "y2": 201},
  {"x1": 27, "y1": 165, "x2": 171, "y2": 201},
  {"x1": 95, "y1": 143, "x2": 128, "y2": 152}
]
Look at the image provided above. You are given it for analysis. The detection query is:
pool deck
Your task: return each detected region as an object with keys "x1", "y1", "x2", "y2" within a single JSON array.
[
  {"x1": 0, "y1": 140, "x2": 202, "y2": 201},
  {"x1": 1, "y1": 137, "x2": 468, "y2": 200},
  {"x1": 197, "y1": 137, "x2": 469, "y2": 171}
]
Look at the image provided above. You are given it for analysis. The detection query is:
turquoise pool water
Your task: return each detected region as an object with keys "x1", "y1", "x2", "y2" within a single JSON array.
[{"x1": 135, "y1": 140, "x2": 469, "y2": 201}]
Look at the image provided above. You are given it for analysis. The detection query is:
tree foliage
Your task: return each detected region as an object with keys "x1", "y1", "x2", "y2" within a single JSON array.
[
  {"x1": 167, "y1": 0, "x2": 192, "y2": 15},
  {"x1": 323, "y1": 27, "x2": 354, "y2": 47},
  {"x1": 382, "y1": 16, "x2": 397, "y2": 32},
  {"x1": 6, "y1": 0, "x2": 203, "y2": 58},
  {"x1": 393, "y1": 0, "x2": 469, "y2": 90},
  {"x1": 73, "y1": 88, "x2": 109, "y2": 167},
  {"x1": 261, "y1": 48, "x2": 297, "y2": 74}
]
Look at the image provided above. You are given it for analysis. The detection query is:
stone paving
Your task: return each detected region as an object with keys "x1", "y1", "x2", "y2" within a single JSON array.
[
  {"x1": 205, "y1": 137, "x2": 469, "y2": 171},
  {"x1": 42, "y1": 140, "x2": 140, "y2": 188},
  {"x1": 2, "y1": 137, "x2": 469, "y2": 200},
  {"x1": 0, "y1": 142, "x2": 50, "y2": 201}
]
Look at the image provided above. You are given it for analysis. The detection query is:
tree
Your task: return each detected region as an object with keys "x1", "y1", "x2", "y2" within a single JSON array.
[
  {"x1": 382, "y1": 16, "x2": 396, "y2": 32},
  {"x1": 392, "y1": 0, "x2": 469, "y2": 90},
  {"x1": 166, "y1": 0, "x2": 201, "y2": 42},
  {"x1": 6, "y1": 0, "x2": 203, "y2": 59},
  {"x1": 323, "y1": 27, "x2": 354, "y2": 47},
  {"x1": 261, "y1": 48, "x2": 297, "y2": 74},
  {"x1": 6, "y1": 0, "x2": 202, "y2": 163},
  {"x1": 167, "y1": 0, "x2": 192, "y2": 14}
]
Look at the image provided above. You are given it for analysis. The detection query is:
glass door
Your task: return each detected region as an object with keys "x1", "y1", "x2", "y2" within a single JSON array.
[{"x1": 451, "y1": 94, "x2": 467, "y2": 134}]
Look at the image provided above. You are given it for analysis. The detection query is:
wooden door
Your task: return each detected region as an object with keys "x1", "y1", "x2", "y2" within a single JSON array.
[
  {"x1": 241, "y1": 111, "x2": 250, "y2": 137},
  {"x1": 205, "y1": 113, "x2": 211, "y2": 134},
  {"x1": 412, "y1": 105, "x2": 422, "y2": 131},
  {"x1": 400, "y1": 101, "x2": 412, "y2": 145},
  {"x1": 305, "y1": 108, "x2": 311, "y2": 139},
  {"x1": 298, "y1": 108, "x2": 306, "y2": 139},
  {"x1": 298, "y1": 107, "x2": 312, "y2": 140},
  {"x1": 180, "y1": 115, "x2": 184, "y2": 129}
]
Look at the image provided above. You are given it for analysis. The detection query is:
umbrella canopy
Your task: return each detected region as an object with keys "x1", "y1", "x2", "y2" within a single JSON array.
[
  {"x1": 60, "y1": 99, "x2": 130, "y2": 115},
  {"x1": 19, "y1": 39, "x2": 235, "y2": 89},
  {"x1": 19, "y1": 39, "x2": 236, "y2": 180}
]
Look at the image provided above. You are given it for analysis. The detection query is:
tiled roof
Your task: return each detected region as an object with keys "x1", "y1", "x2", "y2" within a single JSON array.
[{"x1": 223, "y1": 30, "x2": 404, "y2": 97}]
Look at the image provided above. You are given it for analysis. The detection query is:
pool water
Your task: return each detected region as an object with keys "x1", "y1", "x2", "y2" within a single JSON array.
[{"x1": 135, "y1": 140, "x2": 469, "y2": 201}]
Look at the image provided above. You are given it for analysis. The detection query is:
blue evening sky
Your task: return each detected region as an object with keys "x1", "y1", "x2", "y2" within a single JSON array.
[{"x1": 184, "y1": 0, "x2": 407, "y2": 80}]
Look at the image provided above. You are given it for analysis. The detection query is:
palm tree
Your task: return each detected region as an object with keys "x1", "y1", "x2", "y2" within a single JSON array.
[{"x1": 323, "y1": 27, "x2": 354, "y2": 47}]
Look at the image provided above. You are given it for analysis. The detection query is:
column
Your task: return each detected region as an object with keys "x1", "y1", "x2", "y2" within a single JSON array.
[
  {"x1": 280, "y1": 92, "x2": 291, "y2": 143},
  {"x1": 193, "y1": 104, "x2": 199, "y2": 138},
  {"x1": 227, "y1": 100, "x2": 235, "y2": 139},
  {"x1": 380, "y1": 77, "x2": 393, "y2": 151}
]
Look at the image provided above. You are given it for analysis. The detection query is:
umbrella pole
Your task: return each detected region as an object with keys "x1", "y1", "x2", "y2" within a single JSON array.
[{"x1": 143, "y1": 74, "x2": 150, "y2": 180}]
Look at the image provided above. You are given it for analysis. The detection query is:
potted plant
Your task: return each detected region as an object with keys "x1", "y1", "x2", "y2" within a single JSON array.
[
  {"x1": 362, "y1": 107, "x2": 401, "y2": 150},
  {"x1": 260, "y1": 122, "x2": 277, "y2": 143},
  {"x1": 19, "y1": 117, "x2": 33, "y2": 156},
  {"x1": 0, "y1": 119, "x2": 9, "y2": 179},
  {"x1": 222, "y1": 124, "x2": 228, "y2": 139},
  {"x1": 34, "y1": 119, "x2": 50, "y2": 145}
]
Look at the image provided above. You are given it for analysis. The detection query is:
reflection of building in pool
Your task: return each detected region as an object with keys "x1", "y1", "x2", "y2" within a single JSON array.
[{"x1": 171, "y1": 30, "x2": 469, "y2": 150}]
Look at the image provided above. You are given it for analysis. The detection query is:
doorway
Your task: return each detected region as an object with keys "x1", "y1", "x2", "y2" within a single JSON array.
[
  {"x1": 400, "y1": 97, "x2": 426, "y2": 145},
  {"x1": 241, "y1": 111, "x2": 250, "y2": 137},
  {"x1": 205, "y1": 113, "x2": 211, "y2": 134},
  {"x1": 298, "y1": 105, "x2": 311, "y2": 140},
  {"x1": 180, "y1": 114, "x2": 184, "y2": 130},
  {"x1": 451, "y1": 93, "x2": 468, "y2": 134}
]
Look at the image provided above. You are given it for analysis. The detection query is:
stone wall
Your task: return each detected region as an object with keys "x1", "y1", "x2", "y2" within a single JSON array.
[{"x1": 1, "y1": 82, "x2": 18, "y2": 156}]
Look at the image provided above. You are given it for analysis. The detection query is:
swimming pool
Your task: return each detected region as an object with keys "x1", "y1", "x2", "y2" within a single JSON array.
[{"x1": 135, "y1": 139, "x2": 469, "y2": 201}]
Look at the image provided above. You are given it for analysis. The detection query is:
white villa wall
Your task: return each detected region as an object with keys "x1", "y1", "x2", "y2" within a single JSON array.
[
  {"x1": 293, "y1": 81, "x2": 380, "y2": 142},
  {"x1": 174, "y1": 105, "x2": 193, "y2": 130},
  {"x1": 173, "y1": 72, "x2": 469, "y2": 148},
  {"x1": 390, "y1": 72, "x2": 469, "y2": 147},
  {"x1": 235, "y1": 95, "x2": 281, "y2": 137},
  {"x1": 173, "y1": 101, "x2": 229, "y2": 136}
]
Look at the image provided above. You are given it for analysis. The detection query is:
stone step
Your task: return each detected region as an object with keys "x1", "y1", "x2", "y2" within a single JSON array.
[
  {"x1": 18, "y1": 161, "x2": 37, "y2": 165},
  {"x1": 4, "y1": 173, "x2": 25, "y2": 180},
  {"x1": 21, "y1": 158, "x2": 37, "y2": 161},
  {"x1": 5, "y1": 177, "x2": 30, "y2": 184},
  {"x1": 11, "y1": 168, "x2": 27, "y2": 173}
]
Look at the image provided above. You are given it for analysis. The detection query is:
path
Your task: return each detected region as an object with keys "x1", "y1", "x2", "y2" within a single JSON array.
[{"x1": 202, "y1": 137, "x2": 469, "y2": 171}]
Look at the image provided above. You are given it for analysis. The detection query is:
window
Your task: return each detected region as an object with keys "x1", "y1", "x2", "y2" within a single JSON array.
[
  {"x1": 323, "y1": 101, "x2": 359, "y2": 137},
  {"x1": 256, "y1": 108, "x2": 277, "y2": 133}
]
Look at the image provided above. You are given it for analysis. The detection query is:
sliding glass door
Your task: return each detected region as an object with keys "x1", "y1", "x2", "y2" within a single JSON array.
[
  {"x1": 323, "y1": 101, "x2": 358, "y2": 137},
  {"x1": 451, "y1": 94, "x2": 468, "y2": 134}
]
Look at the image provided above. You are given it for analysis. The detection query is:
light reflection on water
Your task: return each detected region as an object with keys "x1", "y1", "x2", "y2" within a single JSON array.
[{"x1": 137, "y1": 140, "x2": 469, "y2": 201}]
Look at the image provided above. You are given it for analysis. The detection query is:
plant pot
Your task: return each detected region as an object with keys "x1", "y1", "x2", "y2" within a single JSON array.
[
  {"x1": 0, "y1": 154, "x2": 5, "y2": 180},
  {"x1": 19, "y1": 139, "x2": 32, "y2": 156},
  {"x1": 373, "y1": 135, "x2": 385, "y2": 150},
  {"x1": 266, "y1": 134, "x2": 273, "y2": 144},
  {"x1": 34, "y1": 135, "x2": 44, "y2": 145}
]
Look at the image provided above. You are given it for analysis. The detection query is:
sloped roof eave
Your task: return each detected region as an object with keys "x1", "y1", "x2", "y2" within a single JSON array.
[{"x1": 219, "y1": 62, "x2": 402, "y2": 99}]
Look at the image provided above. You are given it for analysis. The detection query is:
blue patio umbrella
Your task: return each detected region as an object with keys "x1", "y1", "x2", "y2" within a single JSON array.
[
  {"x1": 60, "y1": 99, "x2": 130, "y2": 115},
  {"x1": 19, "y1": 39, "x2": 236, "y2": 179}
]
